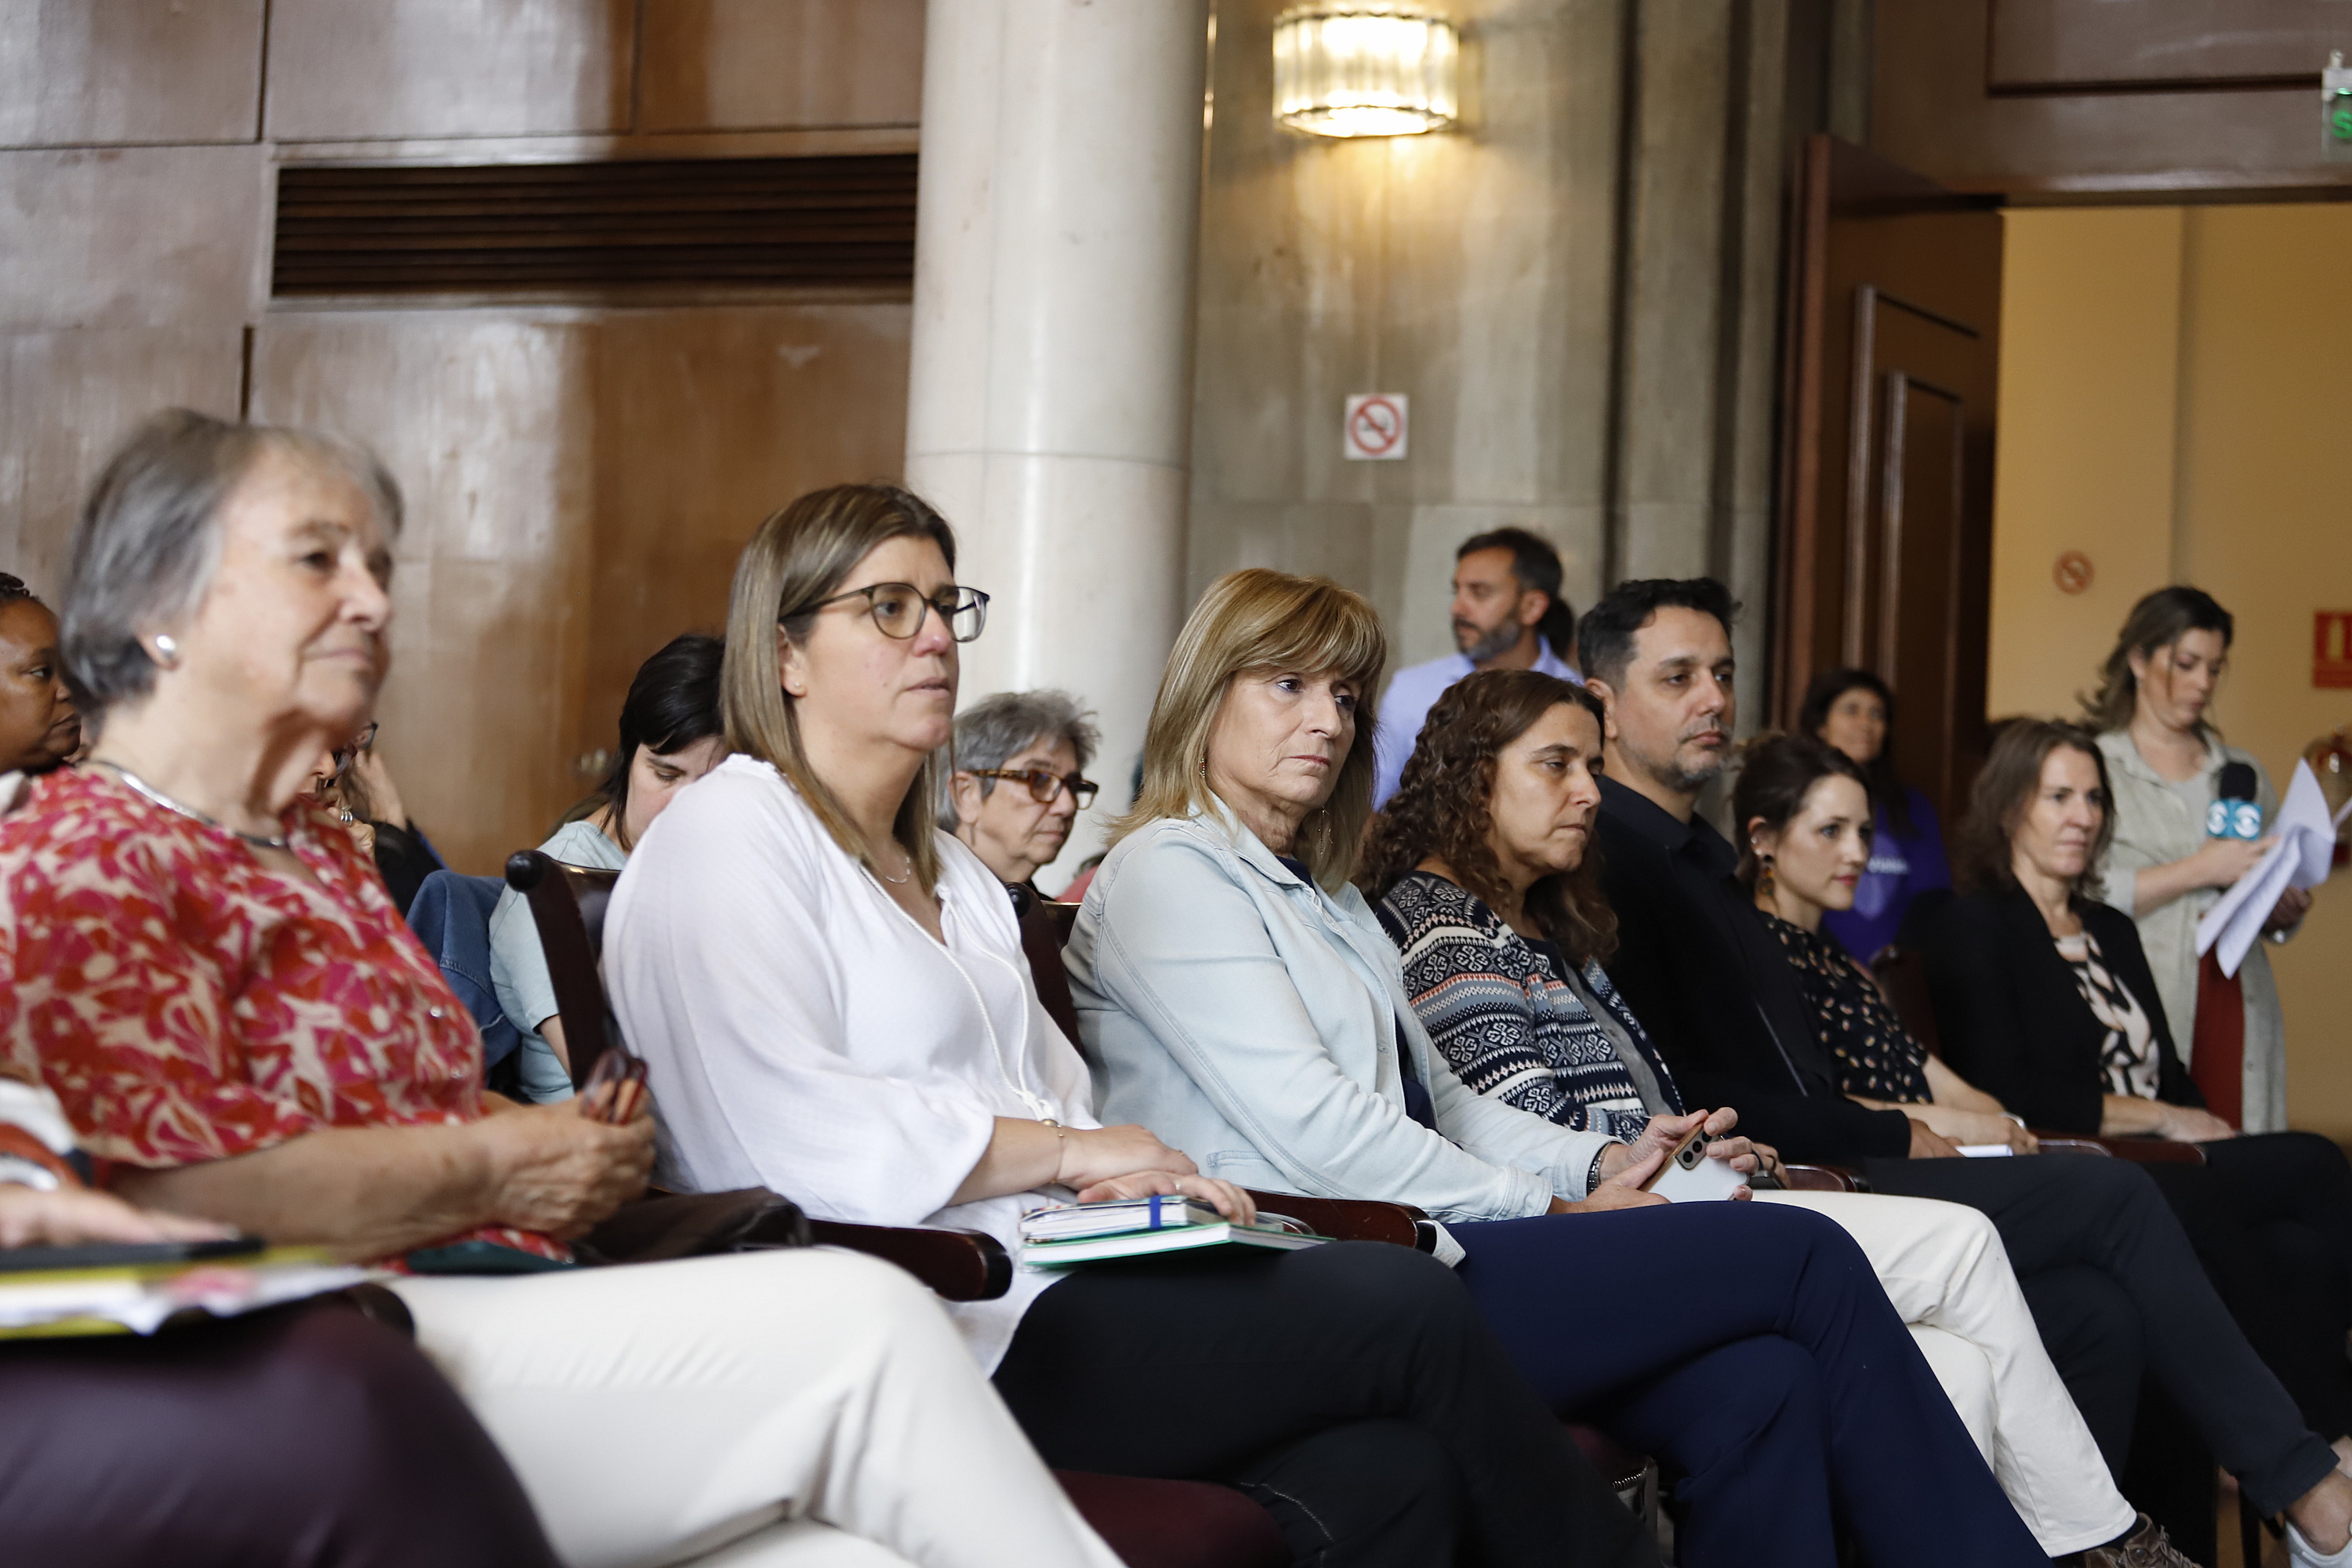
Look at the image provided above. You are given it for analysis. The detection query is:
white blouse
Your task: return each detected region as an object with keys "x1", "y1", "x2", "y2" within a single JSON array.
[{"x1": 604, "y1": 755, "x2": 1098, "y2": 1370}]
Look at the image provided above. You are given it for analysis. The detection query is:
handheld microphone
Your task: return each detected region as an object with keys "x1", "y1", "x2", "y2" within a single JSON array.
[{"x1": 2207, "y1": 760, "x2": 2263, "y2": 840}]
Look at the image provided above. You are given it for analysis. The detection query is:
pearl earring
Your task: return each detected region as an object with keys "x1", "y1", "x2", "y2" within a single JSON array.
[{"x1": 151, "y1": 634, "x2": 180, "y2": 669}]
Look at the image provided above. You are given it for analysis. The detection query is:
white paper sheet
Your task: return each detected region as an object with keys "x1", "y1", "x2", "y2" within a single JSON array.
[{"x1": 2193, "y1": 760, "x2": 2348, "y2": 978}]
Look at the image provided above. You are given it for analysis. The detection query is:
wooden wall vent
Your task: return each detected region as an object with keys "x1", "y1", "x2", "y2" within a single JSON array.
[{"x1": 272, "y1": 154, "x2": 917, "y2": 296}]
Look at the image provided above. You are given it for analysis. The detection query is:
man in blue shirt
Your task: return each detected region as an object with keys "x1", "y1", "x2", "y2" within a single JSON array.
[{"x1": 1372, "y1": 528, "x2": 1580, "y2": 807}]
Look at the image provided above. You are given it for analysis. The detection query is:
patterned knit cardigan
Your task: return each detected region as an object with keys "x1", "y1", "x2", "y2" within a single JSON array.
[{"x1": 1373, "y1": 869, "x2": 1681, "y2": 1138}]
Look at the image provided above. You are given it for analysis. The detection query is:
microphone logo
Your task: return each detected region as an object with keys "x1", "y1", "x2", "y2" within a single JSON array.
[{"x1": 2209, "y1": 760, "x2": 2264, "y2": 840}]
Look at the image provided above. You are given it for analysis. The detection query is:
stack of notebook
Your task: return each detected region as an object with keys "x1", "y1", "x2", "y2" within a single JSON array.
[{"x1": 1018, "y1": 1196, "x2": 1327, "y2": 1267}]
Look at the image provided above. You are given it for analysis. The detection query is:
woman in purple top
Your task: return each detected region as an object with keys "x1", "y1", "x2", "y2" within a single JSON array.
[{"x1": 1798, "y1": 669, "x2": 1951, "y2": 961}]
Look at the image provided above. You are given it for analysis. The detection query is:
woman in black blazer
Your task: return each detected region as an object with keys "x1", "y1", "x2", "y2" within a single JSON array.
[
  {"x1": 1914, "y1": 719, "x2": 2352, "y2": 1463},
  {"x1": 1913, "y1": 879, "x2": 2204, "y2": 1137}
]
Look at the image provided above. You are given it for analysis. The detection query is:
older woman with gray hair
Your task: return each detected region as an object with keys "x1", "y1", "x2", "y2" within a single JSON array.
[
  {"x1": 0, "y1": 410, "x2": 1129, "y2": 1568},
  {"x1": 942, "y1": 689, "x2": 1100, "y2": 889}
]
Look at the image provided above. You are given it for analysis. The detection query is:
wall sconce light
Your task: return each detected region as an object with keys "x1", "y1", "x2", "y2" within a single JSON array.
[{"x1": 1273, "y1": 5, "x2": 1460, "y2": 139}]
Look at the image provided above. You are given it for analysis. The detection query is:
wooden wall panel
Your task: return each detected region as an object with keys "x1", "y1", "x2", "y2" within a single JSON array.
[
  {"x1": 249, "y1": 314, "x2": 600, "y2": 877},
  {"x1": 0, "y1": 0, "x2": 265, "y2": 147},
  {"x1": 0, "y1": 147, "x2": 267, "y2": 328},
  {"x1": 638, "y1": 0, "x2": 924, "y2": 132},
  {"x1": 0, "y1": 328, "x2": 245, "y2": 592},
  {"x1": 264, "y1": 0, "x2": 635, "y2": 141},
  {"x1": 247, "y1": 303, "x2": 910, "y2": 874},
  {"x1": 1876, "y1": 0, "x2": 2352, "y2": 192},
  {"x1": 578, "y1": 303, "x2": 911, "y2": 777},
  {"x1": 1989, "y1": 0, "x2": 2350, "y2": 92}
]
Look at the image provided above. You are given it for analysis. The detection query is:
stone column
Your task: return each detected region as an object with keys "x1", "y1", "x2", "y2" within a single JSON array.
[{"x1": 905, "y1": 0, "x2": 1211, "y2": 862}]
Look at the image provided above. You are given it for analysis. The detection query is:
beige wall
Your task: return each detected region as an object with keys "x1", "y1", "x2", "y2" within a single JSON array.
[{"x1": 1992, "y1": 203, "x2": 2352, "y2": 1136}]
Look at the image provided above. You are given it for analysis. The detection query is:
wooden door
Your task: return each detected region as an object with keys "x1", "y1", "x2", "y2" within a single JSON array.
[{"x1": 1775, "y1": 134, "x2": 2004, "y2": 822}]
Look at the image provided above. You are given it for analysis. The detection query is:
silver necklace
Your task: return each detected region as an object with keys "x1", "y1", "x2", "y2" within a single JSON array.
[
  {"x1": 97, "y1": 762, "x2": 292, "y2": 851},
  {"x1": 874, "y1": 846, "x2": 914, "y2": 884}
]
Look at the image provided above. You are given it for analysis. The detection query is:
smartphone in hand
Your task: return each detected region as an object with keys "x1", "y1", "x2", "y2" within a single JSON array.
[{"x1": 1639, "y1": 1122, "x2": 1747, "y2": 1202}]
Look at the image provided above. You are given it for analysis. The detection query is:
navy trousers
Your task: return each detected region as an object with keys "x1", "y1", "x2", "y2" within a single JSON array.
[{"x1": 1453, "y1": 1200, "x2": 2044, "y2": 1568}]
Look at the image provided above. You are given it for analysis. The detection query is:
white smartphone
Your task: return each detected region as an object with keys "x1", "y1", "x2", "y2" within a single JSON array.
[{"x1": 1648, "y1": 1149, "x2": 1749, "y2": 1202}]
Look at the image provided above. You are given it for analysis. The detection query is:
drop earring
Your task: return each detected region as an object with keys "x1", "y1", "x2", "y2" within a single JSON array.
[
  {"x1": 151, "y1": 634, "x2": 180, "y2": 669},
  {"x1": 1755, "y1": 852, "x2": 1777, "y2": 900}
]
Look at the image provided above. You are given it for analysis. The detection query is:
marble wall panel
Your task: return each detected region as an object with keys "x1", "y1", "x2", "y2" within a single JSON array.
[{"x1": 1189, "y1": 0, "x2": 1626, "y2": 673}]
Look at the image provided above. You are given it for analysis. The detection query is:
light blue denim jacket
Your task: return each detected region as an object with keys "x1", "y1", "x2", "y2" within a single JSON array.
[{"x1": 1066, "y1": 804, "x2": 1619, "y2": 1262}]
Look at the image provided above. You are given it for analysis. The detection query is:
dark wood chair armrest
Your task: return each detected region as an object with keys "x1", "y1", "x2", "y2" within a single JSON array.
[
  {"x1": 1780, "y1": 1163, "x2": 1868, "y2": 1192},
  {"x1": 809, "y1": 1220, "x2": 1014, "y2": 1302},
  {"x1": 2030, "y1": 1133, "x2": 2113, "y2": 1158},
  {"x1": 2032, "y1": 1131, "x2": 2207, "y2": 1165},
  {"x1": 1240, "y1": 1190, "x2": 1428, "y2": 1247}
]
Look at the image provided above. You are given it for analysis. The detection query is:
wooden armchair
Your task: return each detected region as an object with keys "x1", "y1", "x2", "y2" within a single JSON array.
[
  {"x1": 503, "y1": 850, "x2": 1020, "y2": 1296},
  {"x1": 1869, "y1": 946, "x2": 2206, "y2": 1167},
  {"x1": 504, "y1": 852, "x2": 1289, "y2": 1566},
  {"x1": 1016, "y1": 891, "x2": 1656, "y2": 1504}
]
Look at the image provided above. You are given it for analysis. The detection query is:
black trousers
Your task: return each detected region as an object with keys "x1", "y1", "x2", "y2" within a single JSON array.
[
  {"x1": 0, "y1": 1301, "x2": 557, "y2": 1568},
  {"x1": 993, "y1": 1240, "x2": 1657, "y2": 1568},
  {"x1": 1865, "y1": 1149, "x2": 2340, "y2": 1517},
  {"x1": 2141, "y1": 1132, "x2": 2352, "y2": 1441}
]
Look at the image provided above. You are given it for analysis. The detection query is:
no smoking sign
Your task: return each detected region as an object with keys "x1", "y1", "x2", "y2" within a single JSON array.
[{"x1": 1344, "y1": 394, "x2": 1408, "y2": 461}]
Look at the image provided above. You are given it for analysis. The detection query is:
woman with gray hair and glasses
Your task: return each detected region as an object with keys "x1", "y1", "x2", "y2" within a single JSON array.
[
  {"x1": 0, "y1": 410, "x2": 1131, "y2": 1568},
  {"x1": 942, "y1": 689, "x2": 1101, "y2": 890}
]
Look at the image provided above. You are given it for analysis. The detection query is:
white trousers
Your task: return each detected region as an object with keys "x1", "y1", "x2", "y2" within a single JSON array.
[
  {"x1": 1760, "y1": 1189, "x2": 2136, "y2": 1555},
  {"x1": 390, "y1": 1248, "x2": 1123, "y2": 1568}
]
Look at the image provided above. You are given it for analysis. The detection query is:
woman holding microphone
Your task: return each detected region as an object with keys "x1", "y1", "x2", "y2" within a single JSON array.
[{"x1": 2085, "y1": 587, "x2": 2309, "y2": 1133}]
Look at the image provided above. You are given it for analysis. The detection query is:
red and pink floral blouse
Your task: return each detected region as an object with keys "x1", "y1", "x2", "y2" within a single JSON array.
[{"x1": 0, "y1": 767, "x2": 563, "y2": 1263}]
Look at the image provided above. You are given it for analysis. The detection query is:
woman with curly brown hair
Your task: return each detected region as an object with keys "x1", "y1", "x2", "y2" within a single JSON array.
[{"x1": 1362, "y1": 668, "x2": 2158, "y2": 1561}]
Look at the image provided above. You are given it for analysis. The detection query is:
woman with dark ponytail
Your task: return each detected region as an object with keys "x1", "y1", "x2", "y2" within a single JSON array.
[{"x1": 487, "y1": 633, "x2": 727, "y2": 1099}]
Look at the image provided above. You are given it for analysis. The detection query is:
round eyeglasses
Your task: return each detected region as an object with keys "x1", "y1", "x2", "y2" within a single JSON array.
[
  {"x1": 806, "y1": 583, "x2": 990, "y2": 643},
  {"x1": 970, "y1": 768, "x2": 1099, "y2": 810}
]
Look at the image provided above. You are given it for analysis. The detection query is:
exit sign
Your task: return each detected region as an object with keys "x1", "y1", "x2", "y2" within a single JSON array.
[{"x1": 2318, "y1": 612, "x2": 2352, "y2": 689}]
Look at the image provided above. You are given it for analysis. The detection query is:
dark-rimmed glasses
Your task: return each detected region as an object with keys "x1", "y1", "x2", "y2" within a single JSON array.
[
  {"x1": 805, "y1": 583, "x2": 989, "y2": 643},
  {"x1": 970, "y1": 767, "x2": 1098, "y2": 810}
]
